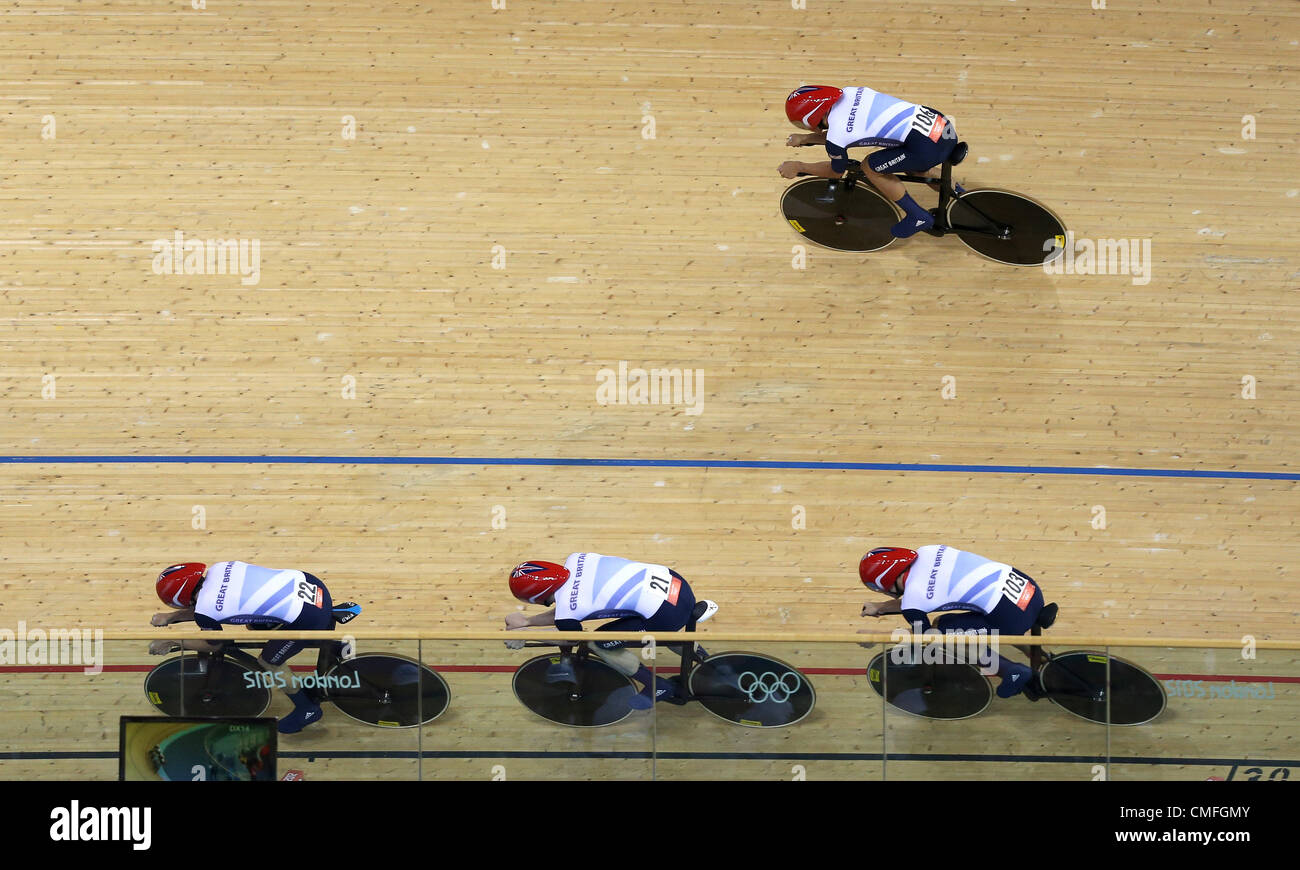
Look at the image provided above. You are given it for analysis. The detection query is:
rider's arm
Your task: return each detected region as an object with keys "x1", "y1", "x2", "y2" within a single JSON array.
[
  {"x1": 862, "y1": 598, "x2": 904, "y2": 617},
  {"x1": 788, "y1": 160, "x2": 842, "y2": 179},
  {"x1": 178, "y1": 637, "x2": 225, "y2": 653},
  {"x1": 149, "y1": 607, "x2": 221, "y2": 652},
  {"x1": 521, "y1": 609, "x2": 558, "y2": 628},
  {"x1": 149, "y1": 624, "x2": 225, "y2": 656},
  {"x1": 796, "y1": 132, "x2": 827, "y2": 146}
]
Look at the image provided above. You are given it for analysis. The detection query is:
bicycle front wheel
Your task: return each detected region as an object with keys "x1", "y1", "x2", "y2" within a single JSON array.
[
  {"x1": 866, "y1": 651, "x2": 992, "y2": 720},
  {"x1": 512, "y1": 654, "x2": 638, "y2": 727},
  {"x1": 780, "y1": 178, "x2": 898, "y2": 253},
  {"x1": 144, "y1": 655, "x2": 271, "y2": 718}
]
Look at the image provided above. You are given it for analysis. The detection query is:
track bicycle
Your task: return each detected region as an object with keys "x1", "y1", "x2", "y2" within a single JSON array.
[
  {"x1": 780, "y1": 141, "x2": 1068, "y2": 266},
  {"x1": 865, "y1": 619, "x2": 1166, "y2": 725},
  {"x1": 144, "y1": 603, "x2": 450, "y2": 728},
  {"x1": 510, "y1": 602, "x2": 816, "y2": 729}
]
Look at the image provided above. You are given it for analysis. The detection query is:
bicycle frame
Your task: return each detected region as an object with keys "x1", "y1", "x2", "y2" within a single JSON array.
[{"x1": 834, "y1": 157, "x2": 1012, "y2": 241}]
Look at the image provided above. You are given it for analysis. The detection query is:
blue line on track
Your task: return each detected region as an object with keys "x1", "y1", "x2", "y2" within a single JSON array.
[{"x1": 0, "y1": 455, "x2": 1296, "y2": 481}]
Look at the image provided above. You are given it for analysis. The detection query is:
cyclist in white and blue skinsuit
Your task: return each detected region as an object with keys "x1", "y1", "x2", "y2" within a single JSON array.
[
  {"x1": 505, "y1": 553, "x2": 717, "y2": 710},
  {"x1": 150, "y1": 560, "x2": 339, "y2": 733},
  {"x1": 859, "y1": 545, "x2": 1058, "y2": 699},
  {"x1": 779, "y1": 85, "x2": 965, "y2": 238}
]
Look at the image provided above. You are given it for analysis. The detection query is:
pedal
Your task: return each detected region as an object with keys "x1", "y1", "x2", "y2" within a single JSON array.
[{"x1": 1023, "y1": 673, "x2": 1046, "y2": 702}]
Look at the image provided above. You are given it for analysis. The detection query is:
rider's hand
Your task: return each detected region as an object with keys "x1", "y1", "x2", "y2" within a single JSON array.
[
  {"x1": 150, "y1": 612, "x2": 172, "y2": 627},
  {"x1": 786, "y1": 134, "x2": 807, "y2": 147},
  {"x1": 504, "y1": 612, "x2": 529, "y2": 630},
  {"x1": 503, "y1": 639, "x2": 525, "y2": 651},
  {"x1": 778, "y1": 161, "x2": 803, "y2": 179},
  {"x1": 861, "y1": 602, "x2": 884, "y2": 618},
  {"x1": 149, "y1": 640, "x2": 181, "y2": 656}
]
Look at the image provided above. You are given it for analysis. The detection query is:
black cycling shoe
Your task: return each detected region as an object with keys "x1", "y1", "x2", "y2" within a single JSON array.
[
  {"x1": 657, "y1": 678, "x2": 690, "y2": 706},
  {"x1": 1022, "y1": 672, "x2": 1046, "y2": 702}
]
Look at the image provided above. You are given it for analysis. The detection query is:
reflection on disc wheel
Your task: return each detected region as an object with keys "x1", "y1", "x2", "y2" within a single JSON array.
[
  {"x1": 780, "y1": 178, "x2": 898, "y2": 252},
  {"x1": 688, "y1": 652, "x2": 816, "y2": 727},
  {"x1": 325, "y1": 654, "x2": 450, "y2": 728},
  {"x1": 512, "y1": 655, "x2": 638, "y2": 727},
  {"x1": 867, "y1": 651, "x2": 992, "y2": 720}
]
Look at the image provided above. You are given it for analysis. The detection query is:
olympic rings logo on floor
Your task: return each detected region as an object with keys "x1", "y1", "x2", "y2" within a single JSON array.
[{"x1": 737, "y1": 670, "x2": 802, "y2": 704}]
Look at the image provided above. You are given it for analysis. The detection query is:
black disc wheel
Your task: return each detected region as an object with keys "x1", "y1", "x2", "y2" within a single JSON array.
[
  {"x1": 780, "y1": 177, "x2": 899, "y2": 252},
  {"x1": 323, "y1": 654, "x2": 450, "y2": 728},
  {"x1": 945, "y1": 189, "x2": 1067, "y2": 266},
  {"x1": 867, "y1": 651, "x2": 992, "y2": 720},
  {"x1": 512, "y1": 655, "x2": 639, "y2": 727},
  {"x1": 687, "y1": 652, "x2": 816, "y2": 727},
  {"x1": 1039, "y1": 651, "x2": 1166, "y2": 725},
  {"x1": 144, "y1": 655, "x2": 271, "y2": 719}
]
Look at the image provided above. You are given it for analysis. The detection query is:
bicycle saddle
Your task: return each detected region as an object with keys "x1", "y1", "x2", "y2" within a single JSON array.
[
  {"x1": 692, "y1": 600, "x2": 719, "y2": 624},
  {"x1": 950, "y1": 142, "x2": 969, "y2": 165},
  {"x1": 332, "y1": 602, "x2": 362, "y2": 624}
]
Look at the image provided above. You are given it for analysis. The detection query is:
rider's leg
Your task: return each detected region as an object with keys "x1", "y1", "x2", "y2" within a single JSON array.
[
  {"x1": 263, "y1": 586, "x2": 334, "y2": 733},
  {"x1": 259, "y1": 638, "x2": 324, "y2": 733},
  {"x1": 595, "y1": 581, "x2": 700, "y2": 707},
  {"x1": 867, "y1": 121, "x2": 963, "y2": 237},
  {"x1": 864, "y1": 165, "x2": 933, "y2": 238},
  {"x1": 933, "y1": 611, "x2": 1034, "y2": 698},
  {"x1": 643, "y1": 576, "x2": 699, "y2": 703},
  {"x1": 590, "y1": 618, "x2": 672, "y2": 708},
  {"x1": 589, "y1": 640, "x2": 680, "y2": 708},
  {"x1": 310, "y1": 616, "x2": 343, "y2": 701},
  {"x1": 586, "y1": 642, "x2": 640, "y2": 677}
]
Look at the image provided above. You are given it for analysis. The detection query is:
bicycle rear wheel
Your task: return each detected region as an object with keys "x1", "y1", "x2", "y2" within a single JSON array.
[
  {"x1": 945, "y1": 189, "x2": 1067, "y2": 266},
  {"x1": 512, "y1": 655, "x2": 638, "y2": 727},
  {"x1": 144, "y1": 655, "x2": 271, "y2": 718},
  {"x1": 323, "y1": 653, "x2": 450, "y2": 728},
  {"x1": 866, "y1": 651, "x2": 992, "y2": 720},
  {"x1": 688, "y1": 652, "x2": 816, "y2": 727},
  {"x1": 780, "y1": 178, "x2": 898, "y2": 252},
  {"x1": 1039, "y1": 651, "x2": 1166, "y2": 725}
]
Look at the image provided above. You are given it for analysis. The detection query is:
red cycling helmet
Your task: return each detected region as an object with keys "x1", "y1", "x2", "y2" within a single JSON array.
[
  {"x1": 859, "y1": 548, "x2": 918, "y2": 596},
  {"x1": 509, "y1": 561, "x2": 570, "y2": 605},
  {"x1": 157, "y1": 562, "x2": 206, "y2": 608},
  {"x1": 786, "y1": 85, "x2": 843, "y2": 130}
]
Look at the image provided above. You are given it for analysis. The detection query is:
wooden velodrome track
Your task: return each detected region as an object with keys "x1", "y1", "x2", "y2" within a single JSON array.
[{"x1": 0, "y1": 0, "x2": 1297, "y2": 780}]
